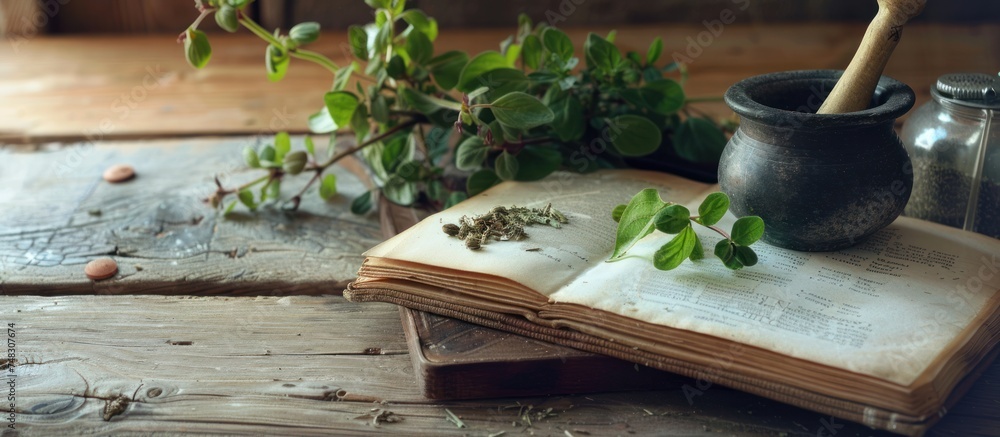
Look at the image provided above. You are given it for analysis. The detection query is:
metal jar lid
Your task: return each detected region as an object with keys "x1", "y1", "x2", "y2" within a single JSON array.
[{"x1": 932, "y1": 73, "x2": 1000, "y2": 109}]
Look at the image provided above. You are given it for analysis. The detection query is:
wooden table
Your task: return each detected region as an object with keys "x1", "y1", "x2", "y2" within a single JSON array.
[{"x1": 1, "y1": 24, "x2": 998, "y2": 436}]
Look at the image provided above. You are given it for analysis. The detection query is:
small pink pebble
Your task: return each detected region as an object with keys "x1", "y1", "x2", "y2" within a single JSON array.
[
  {"x1": 85, "y1": 258, "x2": 118, "y2": 280},
  {"x1": 103, "y1": 164, "x2": 135, "y2": 183}
]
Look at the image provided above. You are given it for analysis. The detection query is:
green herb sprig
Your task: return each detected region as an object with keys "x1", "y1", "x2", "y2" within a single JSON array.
[
  {"x1": 183, "y1": 0, "x2": 730, "y2": 215},
  {"x1": 610, "y1": 191, "x2": 764, "y2": 270}
]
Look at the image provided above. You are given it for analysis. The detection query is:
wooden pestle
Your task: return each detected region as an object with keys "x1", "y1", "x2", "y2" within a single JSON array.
[{"x1": 817, "y1": 0, "x2": 926, "y2": 114}]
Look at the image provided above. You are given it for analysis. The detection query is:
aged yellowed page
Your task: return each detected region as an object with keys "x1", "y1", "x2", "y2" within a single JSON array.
[
  {"x1": 367, "y1": 169, "x2": 1000, "y2": 386},
  {"x1": 365, "y1": 170, "x2": 712, "y2": 293},
  {"x1": 550, "y1": 205, "x2": 1000, "y2": 386}
]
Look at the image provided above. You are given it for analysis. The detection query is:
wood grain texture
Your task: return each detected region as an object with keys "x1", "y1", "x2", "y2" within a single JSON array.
[
  {"x1": 0, "y1": 138, "x2": 383, "y2": 295},
  {"x1": 0, "y1": 0, "x2": 40, "y2": 36},
  {"x1": 1, "y1": 24, "x2": 996, "y2": 143},
  {"x1": 6, "y1": 294, "x2": 992, "y2": 437}
]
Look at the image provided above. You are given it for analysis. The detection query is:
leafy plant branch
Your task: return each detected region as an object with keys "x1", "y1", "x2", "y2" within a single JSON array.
[
  {"x1": 610, "y1": 191, "x2": 764, "y2": 270},
  {"x1": 182, "y1": 0, "x2": 731, "y2": 218}
]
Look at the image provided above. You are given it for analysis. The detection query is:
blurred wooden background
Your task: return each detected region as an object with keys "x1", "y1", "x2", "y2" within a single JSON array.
[{"x1": 2, "y1": 0, "x2": 999, "y2": 36}]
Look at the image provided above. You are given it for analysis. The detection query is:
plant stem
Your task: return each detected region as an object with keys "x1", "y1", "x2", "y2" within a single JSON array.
[
  {"x1": 239, "y1": 15, "x2": 343, "y2": 75},
  {"x1": 706, "y1": 224, "x2": 731, "y2": 240},
  {"x1": 285, "y1": 118, "x2": 423, "y2": 203},
  {"x1": 222, "y1": 174, "x2": 271, "y2": 196},
  {"x1": 239, "y1": 15, "x2": 282, "y2": 46},
  {"x1": 190, "y1": 9, "x2": 212, "y2": 31},
  {"x1": 318, "y1": 118, "x2": 421, "y2": 169},
  {"x1": 289, "y1": 49, "x2": 339, "y2": 74}
]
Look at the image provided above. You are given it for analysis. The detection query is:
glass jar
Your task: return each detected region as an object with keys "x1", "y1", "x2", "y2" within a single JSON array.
[{"x1": 902, "y1": 73, "x2": 1000, "y2": 238}]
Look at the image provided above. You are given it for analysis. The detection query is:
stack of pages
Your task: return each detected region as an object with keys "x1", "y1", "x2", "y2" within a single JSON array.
[{"x1": 346, "y1": 170, "x2": 1000, "y2": 435}]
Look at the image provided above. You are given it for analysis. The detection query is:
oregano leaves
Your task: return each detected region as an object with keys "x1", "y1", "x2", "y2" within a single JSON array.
[{"x1": 610, "y1": 191, "x2": 765, "y2": 271}]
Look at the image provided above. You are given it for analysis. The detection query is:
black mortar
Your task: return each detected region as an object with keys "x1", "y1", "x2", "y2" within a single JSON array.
[{"x1": 719, "y1": 70, "x2": 915, "y2": 251}]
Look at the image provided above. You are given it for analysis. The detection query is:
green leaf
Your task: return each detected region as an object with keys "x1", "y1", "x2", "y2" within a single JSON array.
[
  {"x1": 243, "y1": 147, "x2": 260, "y2": 168},
  {"x1": 383, "y1": 175, "x2": 417, "y2": 205},
  {"x1": 371, "y1": 95, "x2": 390, "y2": 123},
  {"x1": 494, "y1": 151, "x2": 519, "y2": 181},
  {"x1": 642, "y1": 66, "x2": 662, "y2": 83},
  {"x1": 350, "y1": 101, "x2": 370, "y2": 140},
  {"x1": 223, "y1": 199, "x2": 238, "y2": 215},
  {"x1": 265, "y1": 179, "x2": 280, "y2": 201},
  {"x1": 332, "y1": 62, "x2": 354, "y2": 91},
  {"x1": 348, "y1": 26, "x2": 369, "y2": 60},
  {"x1": 467, "y1": 86, "x2": 490, "y2": 101},
  {"x1": 689, "y1": 233, "x2": 705, "y2": 260},
  {"x1": 514, "y1": 146, "x2": 560, "y2": 181},
  {"x1": 304, "y1": 136, "x2": 316, "y2": 156},
  {"x1": 734, "y1": 246, "x2": 758, "y2": 267},
  {"x1": 238, "y1": 188, "x2": 256, "y2": 211},
  {"x1": 489, "y1": 92, "x2": 554, "y2": 130},
  {"x1": 609, "y1": 188, "x2": 667, "y2": 260},
  {"x1": 697, "y1": 192, "x2": 730, "y2": 226},
  {"x1": 400, "y1": 9, "x2": 438, "y2": 41},
  {"x1": 642, "y1": 79, "x2": 685, "y2": 115},
  {"x1": 259, "y1": 145, "x2": 276, "y2": 163},
  {"x1": 731, "y1": 216, "x2": 765, "y2": 246},
  {"x1": 365, "y1": 0, "x2": 391, "y2": 9},
  {"x1": 282, "y1": 150, "x2": 307, "y2": 175},
  {"x1": 400, "y1": 87, "x2": 461, "y2": 113},
  {"x1": 427, "y1": 51, "x2": 468, "y2": 90},
  {"x1": 612, "y1": 204, "x2": 626, "y2": 223},
  {"x1": 584, "y1": 33, "x2": 620, "y2": 73},
  {"x1": 265, "y1": 45, "x2": 289, "y2": 82},
  {"x1": 308, "y1": 107, "x2": 337, "y2": 134},
  {"x1": 386, "y1": 54, "x2": 406, "y2": 79},
  {"x1": 541, "y1": 27, "x2": 574, "y2": 62},
  {"x1": 395, "y1": 159, "x2": 423, "y2": 182},
  {"x1": 226, "y1": 0, "x2": 251, "y2": 8},
  {"x1": 503, "y1": 43, "x2": 522, "y2": 67},
  {"x1": 466, "y1": 169, "x2": 501, "y2": 196},
  {"x1": 608, "y1": 115, "x2": 661, "y2": 157},
  {"x1": 646, "y1": 36, "x2": 663, "y2": 64},
  {"x1": 319, "y1": 174, "x2": 338, "y2": 200},
  {"x1": 425, "y1": 126, "x2": 452, "y2": 164},
  {"x1": 457, "y1": 51, "x2": 510, "y2": 92},
  {"x1": 550, "y1": 93, "x2": 584, "y2": 142},
  {"x1": 653, "y1": 204, "x2": 691, "y2": 234},
  {"x1": 715, "y1": 239, "x2": 735, "y2": 262},
  {"x1": 274, "y1": 132, "x2": 291, "y2": 161},
  {"x1": 289, "y1": 22, "x2": 320, "y2": 45},
  {"x1": 427, "y1": 180, "x2": 446, "y2": 201},
  {"x1": 323, "y1": 91, "x2": 359, "y2": 128},
  {"x1": 444, "y1": 191, "x2": 468, "y2": 209},
  {"x1": 380, "y1": 132, "x2": 412, "y2": 173},
  {"x1": 653, "y1": 226, "x2": 697, "y2": 271},
  {"x1": 215, "y1": 5, "x2": 239, "y2": 32},
  {"x1": 184, "y1": 29, "x2": 212, "y2": 69},
  {"x1": 455, "y1": 136, "x2": 488, "y2": 171},
  {"x1": 674, "y1": 117, "x2": 727, "y2": 163},
  {"x1": 521, "y1": 34, "x2": 542, "y2": 69},
  {"x1": 405, "y1": 29, "x2": 433, "y2": 65},
  {"x1": 478, "y1": 68, "x2": 530, "y2": 99},
  {"x1": 351, "y1": 190, "x2": 374, "y2": 215}
]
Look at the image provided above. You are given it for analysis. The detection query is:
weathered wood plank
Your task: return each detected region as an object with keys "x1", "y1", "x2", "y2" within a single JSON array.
[
  {"x1": 7, "y1": 294, "x2": 966, "y2": 436},
  {"x1": 0, "y1": 138, "x2": 383, "y2": 295},
  {"x1": 1, "y1": 24, "x2": 996, "y2": 143}
]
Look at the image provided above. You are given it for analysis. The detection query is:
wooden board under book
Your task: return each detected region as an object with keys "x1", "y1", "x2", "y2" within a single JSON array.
[
  {"x1": 379, "y1": 199, "x2": 686, "y2": 399},
  {"x1": 398, "y1": 306, "x2": 687, "y2": 399}
]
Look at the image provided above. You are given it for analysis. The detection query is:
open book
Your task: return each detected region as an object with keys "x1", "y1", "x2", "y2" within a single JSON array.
[{"x1": 345, "y1": 170, "x2": 1000, "y2": 435}]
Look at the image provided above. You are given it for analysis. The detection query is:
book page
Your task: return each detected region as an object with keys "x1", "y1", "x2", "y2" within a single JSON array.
[
  {"x1": 364, "y1": 170, "x2": 712, "y2": 294},
  {"x1": 549, "y1": 212, "x2": 1000, "y2": 386}
]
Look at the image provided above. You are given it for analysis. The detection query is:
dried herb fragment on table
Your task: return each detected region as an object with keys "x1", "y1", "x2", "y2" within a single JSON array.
[{"x1": 442, "y1": 204, "x2": 568, "y2": 250}]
